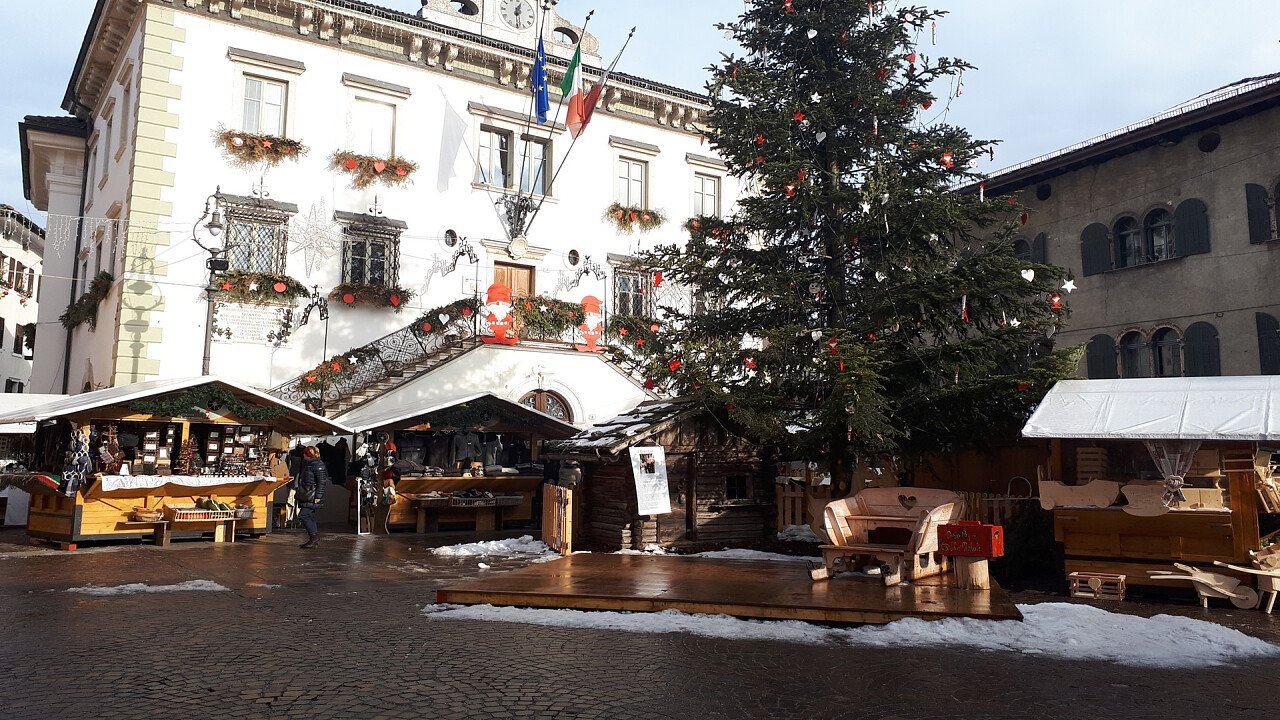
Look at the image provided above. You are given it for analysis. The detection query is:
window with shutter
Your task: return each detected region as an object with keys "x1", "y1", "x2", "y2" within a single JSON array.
[
  {"x1": 1114, "y1": 216, "x2": 1142, "y2": 268},
  {"x1": 1079, "y1": 223, "x2": 1111, "y2": 276},
  {"x1": 1182, "y1": 322, "x2": 1220, "y2": 377},
  {"x1": 1173, "y1": 198, "x2": 1210, "y2": 256},
  {"x1": 1119, "y1": 331, "x2": 1150, "y2": 378},
  {"x1": 1257, "y1": 312, "x2": 1280, "y2": 374},
  {"x1": 1032, "y1": 232, "x2": 1048, "y2": 263},
  {"x1": 1145, "y1": 209, "x2": 1174, "y2": 261},
  {"x1": 1246, "y1": 183, "x2": 1273, "y2": 244},
  {"x1": 1085, "y1": 334, "x2": 1118, "y2": 379},
  {"x1": 1151, "y1": 327, "x2": 1182, "y2": 377},
  {"x1": 1012, "y1": 237, "x2": 1031, "y2": 261}
]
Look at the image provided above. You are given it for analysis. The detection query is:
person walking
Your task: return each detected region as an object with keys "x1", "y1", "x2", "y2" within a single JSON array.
[{"x1": 297, "y1": 446, "x2": 329, "y2": 549}]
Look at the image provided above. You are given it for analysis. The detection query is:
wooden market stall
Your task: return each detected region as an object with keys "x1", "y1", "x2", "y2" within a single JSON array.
[
  {"x1": 0, "y1": 393, "x2": 66, "y2": 528},
  {"x1": 544, "y1": 400, "x2": 776, "y2": 550},
  {"x1": 333, "y1": 392, "x2": 577, "y2": 533},
  {"x1": 0, "y1": 377, "x2": 351, "y2": 549},
  {"x1": 1023, "y1": 377, "x2": 1280, "y2": 589}
]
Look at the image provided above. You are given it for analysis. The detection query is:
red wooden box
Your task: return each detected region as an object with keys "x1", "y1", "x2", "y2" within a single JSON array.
[{"x1": 938, "y1": 521, "x2": 1004, "y2": 558}]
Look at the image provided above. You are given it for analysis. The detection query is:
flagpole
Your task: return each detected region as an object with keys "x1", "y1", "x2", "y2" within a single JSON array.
[
  {"x1": 525, "y1": 26, "x2": 635, "y2": 234},
  {"x1": 517, "y1": 9, "x2": 594, "y2": 211}
]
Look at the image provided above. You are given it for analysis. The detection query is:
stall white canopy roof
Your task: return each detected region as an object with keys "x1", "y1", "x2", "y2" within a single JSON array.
[
  {"x1": 0, "y1": 394, "x2": 67, "y2": 435},
  {"x1": 0, "y1": 377, "x2": 352, "y2": 435},
  {"x1": 1022, "y1": 377, "x2": 1280, "y2": 441},
  {"x1": 334, "y1": 391, "x2": 578, "y2": 436}
]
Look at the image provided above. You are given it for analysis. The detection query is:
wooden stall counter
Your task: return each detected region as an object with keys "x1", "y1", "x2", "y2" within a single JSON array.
[{"x1": 379, "y1": 475, "x2": 543, "y2": 532}]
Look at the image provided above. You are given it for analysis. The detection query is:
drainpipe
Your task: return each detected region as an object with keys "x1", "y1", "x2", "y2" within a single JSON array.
[{"x1": 62, "y1": 100, "x2": 93, "y2": 395}]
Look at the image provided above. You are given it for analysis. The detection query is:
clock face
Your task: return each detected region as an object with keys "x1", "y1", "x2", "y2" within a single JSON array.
[{"x1": 499, "y1": 0, "x2": 536, "y2": 30}]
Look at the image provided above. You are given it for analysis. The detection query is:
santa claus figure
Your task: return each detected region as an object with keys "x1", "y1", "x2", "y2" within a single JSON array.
[
  {"x1": 575, "y1": 295, "x2": 605, "y2": 353},
  {"x1": 482, "y1": 282, "x2": 518, "y2": 345}
]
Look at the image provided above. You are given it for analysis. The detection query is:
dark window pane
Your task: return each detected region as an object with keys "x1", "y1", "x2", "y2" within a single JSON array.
[
  {"x1": 1120, "y1": 332, "x2": 1150, "y2": 378},
  {"x1": 1151, "y1": 328, "x2": 1181, "y2": 377}
]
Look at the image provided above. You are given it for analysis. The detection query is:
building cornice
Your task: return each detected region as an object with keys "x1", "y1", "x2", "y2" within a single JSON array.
[{"x1": 68, "y1": 0, "x2": 709, "y2": 138}]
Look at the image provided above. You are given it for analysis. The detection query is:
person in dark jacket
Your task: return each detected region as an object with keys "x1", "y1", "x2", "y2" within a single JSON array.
[{"x1": 297, "y1": 446, "x2": 329, "y2": 549}]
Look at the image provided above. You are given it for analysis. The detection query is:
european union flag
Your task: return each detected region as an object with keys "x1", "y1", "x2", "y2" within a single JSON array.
[{"x1": 533, "y1": 33, "x2": 551, "y2": 124}]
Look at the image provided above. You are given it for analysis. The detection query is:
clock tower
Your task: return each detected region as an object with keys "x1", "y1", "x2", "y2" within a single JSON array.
[{"x1": 419, "y1": 0, "x2": 601, "y2": 63}]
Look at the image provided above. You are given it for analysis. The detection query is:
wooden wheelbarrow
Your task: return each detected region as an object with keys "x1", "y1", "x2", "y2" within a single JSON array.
[
  {"x1": 1146, "y1": 563, "x2": 1260, "y2": 609},
  {"x1": 1214, "y1": 561, "x2": 1280, "y2": 614}
]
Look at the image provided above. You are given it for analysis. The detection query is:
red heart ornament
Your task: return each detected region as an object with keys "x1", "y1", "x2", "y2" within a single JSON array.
[
  {"x1": 390, "y1": 294, "x2": 401, "y2": 307},
  {"x1": 644, "y1": 379, "x2": 656, "y2": 389},
  {"x1": 421, "y1": 322, "x2": 433, "y2": 332},
  {"x1": 395, "y1": 166, "x2": 408, "y2": 176},
  {"x1": 921, "y1": 100, "x2": 933, "y2": 110},
  {"x1": 345, "y1": 158, "x2": 358, "y2": 170},
  {"x1": 669, "y1": 360, "x2": 682, "y2": 371},
  {"x1": 461, "y1": 307, "x2": 473, "y2": 317},
  {"x1": 342, "y1": 292, "x2": 356, "y2": 304},
  {"x1": 373, "y1": 161, "x2": 387, "y2": 173}
]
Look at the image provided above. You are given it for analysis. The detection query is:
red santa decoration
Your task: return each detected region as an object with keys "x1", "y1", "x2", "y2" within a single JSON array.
[
  {"x1": 575, "y1": 295, "x2": 605, "y2": 353},
  {"x1": 481, "y1": 283, "x2": 519, "y2": 345}
]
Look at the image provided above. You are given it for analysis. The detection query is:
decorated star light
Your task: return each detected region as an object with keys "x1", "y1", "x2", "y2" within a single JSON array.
[
  {"x1": 290, "y1": 199, "x2": 342, "y2": 277},
  {"x1": 1061, "y1": 279, "x2": 1077, "y2": 293}
]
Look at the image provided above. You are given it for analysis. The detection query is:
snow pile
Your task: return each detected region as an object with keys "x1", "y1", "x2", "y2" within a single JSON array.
[
  {"x1": 691, "y1": 548, "x2": 819, "y2": 562},
  {"x1": 423, "y1": 601, "x2": 1280, "y2": 667},
  {"x1": 777, "y1": 524, "x2": 824, "y2": 543},
  {"x1": 615, "y1": 544, "x2": 668, "y2": 555},
  {"x1": 66, "y1": 580, "x2": 229, "y2": 596},
  {"x1": 431, "y1": 535, "x2": 555, "y2": 559}
]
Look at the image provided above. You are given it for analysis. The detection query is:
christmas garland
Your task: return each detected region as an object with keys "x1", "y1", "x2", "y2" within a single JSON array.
[
  {"x1": 605, "y1": 203, "x2": 667, "y2": 233},
  {"x1": 410, "y1": 297, "x2": 481, "y2": 337},
  {"x1": 128, "y1": 385, "x2": 287, "y2": 422},
  {"x1": 297, "y1": 346, "x2": 381, "y2": 393},
  {"x1": 216, "y1": 270, "x2": 310, "y2": 305},
  {"x1": 513, "y1": 296, "x2": 585, "y2": 341},
  {"x1": 60, "y1": 271, "x2": 114, "y2": 330},
  {"x1": 329, "y1": 151, "x2": 419, "y2": 189},
  {"x1": 215, "y1": 128, "x2": 307, "y2": 167},
  {"x1": 329, "y1": 283, "x2": 415, "y2": 311}
]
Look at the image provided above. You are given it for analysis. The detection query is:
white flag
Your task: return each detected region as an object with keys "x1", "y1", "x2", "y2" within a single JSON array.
[{"x1": 437, "y1": 90, "x2": 468, "y2": 192}]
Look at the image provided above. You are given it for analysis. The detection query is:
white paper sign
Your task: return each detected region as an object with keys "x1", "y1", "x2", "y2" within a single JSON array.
[{"x1": 629, "y1": 446, "x2": 671, "y2": 516}]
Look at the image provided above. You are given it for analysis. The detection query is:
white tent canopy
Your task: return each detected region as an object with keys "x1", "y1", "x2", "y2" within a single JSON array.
[
  {"x1": 0, "y1": 393, "x2": 66, "y2": 435},
  {"x1": 1022, "y1": 377, "x2": 1280, "y2": 441},
  {"x1": 334, "y1": 391, "x2": 578, "y2": 435}
]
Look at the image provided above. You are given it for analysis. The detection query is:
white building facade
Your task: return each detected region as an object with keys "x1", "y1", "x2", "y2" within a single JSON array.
[
  {"x1": 0, "y1": 207, "x2": 44, "y2": 393},
  {"x1": 22, "y1": 0, "x2": 737, "y2": 426}
]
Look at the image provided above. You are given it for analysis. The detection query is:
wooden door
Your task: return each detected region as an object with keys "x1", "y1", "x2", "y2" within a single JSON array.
[
  {"x1": 657, "y1": 454, "x2": 689, "y2": 545},
  {"x1": 494, "y1": 262, "x2": 535, "y2": 297}
]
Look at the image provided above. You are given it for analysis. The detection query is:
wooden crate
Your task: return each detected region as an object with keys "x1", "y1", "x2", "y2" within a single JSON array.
[
  {"x1": 1069, "y1": 571, "x2": 1126, "y2": 601},
  {"x1": 1075, "y1": 448, "x2": 1108, "y2": 482}
]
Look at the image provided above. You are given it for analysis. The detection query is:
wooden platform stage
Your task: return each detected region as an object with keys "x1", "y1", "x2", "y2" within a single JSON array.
[{"x1": 436, "y1": 553, "x2": 1024, "y2": 625}]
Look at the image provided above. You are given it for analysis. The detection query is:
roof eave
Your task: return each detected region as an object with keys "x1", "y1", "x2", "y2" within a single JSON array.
[{"x1": 63, "y1": 0, "x2": 110, "y2": 117}]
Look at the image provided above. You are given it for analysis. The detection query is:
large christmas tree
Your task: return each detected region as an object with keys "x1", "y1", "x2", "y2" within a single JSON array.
[{"x1": 634, "y1": 0, "x2": 1078, "y2": 492}]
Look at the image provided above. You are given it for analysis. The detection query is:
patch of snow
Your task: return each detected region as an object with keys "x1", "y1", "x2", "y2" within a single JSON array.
[
  {"x1": 615, "y1": 544, "x2": 668, "y2": 555},
  {"x1": 66, "y1": 580, "x2": 229, "y2": 596},
  {"x1": 431, "y1": 535, "x2": 555, "y2": 559},
  {"x1": 477, "y1": 563, "x2": 491, "y2": 569},
  {"x1": 249, "y1": 583, "x2": 282, "y2": 589},
  {"x1": 777, "y1": 524, "x2": 823, "y2": 543},
  {"x1": 421, "y1": 601, "x2": 1280, "y2": 668},
  {"x1": 690, "y1": 548, "x2": 820, "y2": 563}
]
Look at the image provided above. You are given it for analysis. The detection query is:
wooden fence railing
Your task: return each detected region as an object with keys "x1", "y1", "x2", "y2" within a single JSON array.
[
  {"x1": 541, "y1": 483, "x2": 573, "y2": 554},
  {"x1": 776, "y1": 478, "x2": 832, "y2": 529},
  {"x1": 958, "y1": 491, "x2": 1039, "y2": 527}
]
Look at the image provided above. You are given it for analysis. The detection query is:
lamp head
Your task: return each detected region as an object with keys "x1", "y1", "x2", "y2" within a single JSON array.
[{"x1": 205, "y1": 208, "x2": 225, "y2": 237}]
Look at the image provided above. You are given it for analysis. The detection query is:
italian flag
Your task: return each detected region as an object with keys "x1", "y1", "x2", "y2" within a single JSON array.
[{"x1": 561, "y1": 46, "x2": 590, "y2": 138}]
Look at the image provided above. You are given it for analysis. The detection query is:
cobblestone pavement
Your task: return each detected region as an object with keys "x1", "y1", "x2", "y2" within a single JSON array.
[{"x1": 1, "y1": 527, "x2": 1276, "y2": 720}]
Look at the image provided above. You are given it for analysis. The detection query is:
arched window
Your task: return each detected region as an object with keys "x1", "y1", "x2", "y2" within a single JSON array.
[
  {"x1": 1145, "y1": 209, "x2": 1173, "y2": 262},
  {"x1": 520, "y1": 390, "x2": 572, "y2": 423},
  {"x1": 1119, "y1": 331, "x2": 1150, "y2": 378},
  {"x1": 1151, "y1": 327, "x2": 1182, "y2": 377},
  {"x1": 1012, "y1": 237, "x2": 1032, "y2": 261},
  {"x1": 553, "y1": 27, "x2": 579, "y2": 45},
  {"x1": 1085, "y1": 334, "x2": 1118, "y2": 379},
  {"x1": 450, "y1": 0, "x2": 479, "y2": 16},
  {"x1": 1114, "y1": 216, "x2": 1141, "y2": 268}
]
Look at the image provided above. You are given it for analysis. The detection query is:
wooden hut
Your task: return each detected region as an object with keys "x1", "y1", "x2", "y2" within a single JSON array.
[
  {"x1": 0, "y1": 377, "x2": 350, "y2": 549},
  {"x1": 1023, "y1": 377, "x2": 1280, "y2": 587},
  {"x1": 545, "y1": 400, "x2": 774, "y2": 550},
  {"x1": 334, "y1": 392, "x2": 578, "y2": 533}
]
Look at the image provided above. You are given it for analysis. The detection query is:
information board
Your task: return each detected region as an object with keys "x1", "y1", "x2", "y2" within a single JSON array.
[{"x1": 629, "y1": 446, "x2": 672, "y2": 516}]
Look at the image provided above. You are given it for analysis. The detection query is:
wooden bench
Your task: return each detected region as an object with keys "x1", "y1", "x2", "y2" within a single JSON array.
[
  {"x1": 810, "y1": 487, "x2": 963, "y2": 586},
  {"x1": 121, "y1": 520, "x2": 172, "y2": 547}
]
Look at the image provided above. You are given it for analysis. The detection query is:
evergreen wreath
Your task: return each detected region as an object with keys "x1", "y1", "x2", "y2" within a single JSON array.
[
  {"x1": 605, "y1": 203, "x2": 667, "y2": 233},
  {"x1": 60, "y1": 271, "x2": 114, "y2": 330},
  {"x1": 215, "y1": 128, "x2": 307, "y2": 167},
  {"x1": 329, "y1": 151, "x2": 419, "y2": 189},
  {"x1": 128, "y1": 385, "x2": 287, "y2": 422}
]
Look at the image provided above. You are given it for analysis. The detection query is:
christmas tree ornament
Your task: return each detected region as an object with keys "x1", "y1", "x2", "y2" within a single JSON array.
[
  {"x1": 784, "y1": 184, "x2": 796, "y2": 197},
  {"x1": 811, "y1": 330, "x2": 822, "y2": 341},
  {"x1": 1020, "y1": 269, "x2": 1035, "y2": 282},
  {"x1": 797, "y1": 168, "x2": 808, "y2": 181},
  {"x1": 921, "y1": 99, "x2": 933, "y2": 111},
  {"x1": 756, "y1": 134, "x2": 766, "y2": 145},
  {"x1": 815, "y1": 131, "x2": 827, "y2": 143},
  {"x1": 960, "y1": 291, "x2": 969, "y2": 322},
  {"x1": 248, "y1": 281, "x2": 259, "y2": 292},
  {"x1": 669, "y1": 359, "x2": 682, "y2": 371},
  {"x1": 650, "y1": 323, "x2": 660, "y2": 332},
  {"x1": 940, "y1": 152, "x2": 955, "y2": 168},
  {"x1": 1062, "y1": 279, "x2": 1077, "y2": 293},
  {"x1": 231, "y1": 136, "x2": 245, "y2": 147},
  {"x1": 644, "y1": 378, "x2": 656, "y2": 389},
  {"x1": 461, "y1": 306, "x2": 473, "y2": 317},
  {"x1": 874, "y1": 271, "x2": 887, "y2": 282},
  {"x1": 807, "y1": 29, "x2": 818, "y2": 39},
  {"x1": 744, "y1": 357, "x2": 757, "y2": 369},
  {"x1": 978, "y1": 180, "x2": 985, "y2": 202},
  {"x1": 931, "y1": 19, "x2": 937, "y2": 44},
  {"x1": 1017, "y1": 382, "x2": 1031, "y2": 392},
  {"x1": 1019, "y1": 211, "x2": 1030, "y2": 226},
  {"x1": 261, "y1": 139, "x2": 273, "y2": 148},
  {"x1": 1049, "y1": 292, "x2": 1064, "y2": 310},
  {"x1": 1010, "y1": 317, "x2": 1022, "y2": 328},
  {"x1": 793, "y1": 111, "x2": 806, "y2": 122},
  {"x1": 273, "y1": 281, "x2": 287, "y2": 293}
]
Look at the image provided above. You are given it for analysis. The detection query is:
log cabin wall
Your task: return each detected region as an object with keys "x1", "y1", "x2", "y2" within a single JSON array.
[{"x1": 582, "y1": 415, "x2": 774, "y2": 550}]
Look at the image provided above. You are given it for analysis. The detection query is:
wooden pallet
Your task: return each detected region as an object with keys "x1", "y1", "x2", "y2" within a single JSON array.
[{"x1": 1069, "y1": 571, "x2": 1126, "y2": 601}]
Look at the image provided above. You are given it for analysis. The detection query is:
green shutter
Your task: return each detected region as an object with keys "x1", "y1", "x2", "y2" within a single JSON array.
[
  {"x1": 1246, "y1": 183, "x2": 1272, "y2": 244},
  {"x1": 1032, "y1": 232, "x2": 1048, "y2": 263},
  {"x1": 1258, "y1": 312, "x2": 1280, "y2": 375},
  {"x1": 1173, "y1": 198, "x2": 1210, "y2": 257},
  {"x1": 1085, "y1": 334, "x2": 1118, "y2": 379},
  {"x1": 1183, "y1": 322, "x2": 1220, "y2": 377},
  {"x1": 1079, "y1": 223, "x2": 1111, "y2": 276}
]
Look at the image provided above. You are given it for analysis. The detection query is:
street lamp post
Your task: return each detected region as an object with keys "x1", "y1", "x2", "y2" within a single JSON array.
[{"x1": 191, "y1": 187, "x2": 230, "y2": 376}]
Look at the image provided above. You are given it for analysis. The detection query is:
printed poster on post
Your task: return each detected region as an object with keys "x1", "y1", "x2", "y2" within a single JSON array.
[{"x1": 629, "y1": 446, "x2": 671, "y2": 516}]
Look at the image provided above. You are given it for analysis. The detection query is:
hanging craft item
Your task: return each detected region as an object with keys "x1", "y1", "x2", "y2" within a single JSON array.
[
  {"x1": 481, "y1": 283, "x2": 519, "y2": 345},
  {"x1": 328, "y1": 283, "x2": 415, "y2": 311},
  {"x1": 575, "y1": 295, "x2": 605, "y2": 353},
  {"x1": 329, "y1": 151, "x2": 418, "y2": 189},
  {"x1": 216, "y1": 128, "x2": 307, "y2": 166},
  {"x1": 960, "y1": 290, "x2": 969, "y2": 322},
  {"x1": 1048, "y1": 292, "x2": 1064, "y2": 310},
  {"x1": 605, "y1": 203, "x2": 667, "y2": 233}
]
